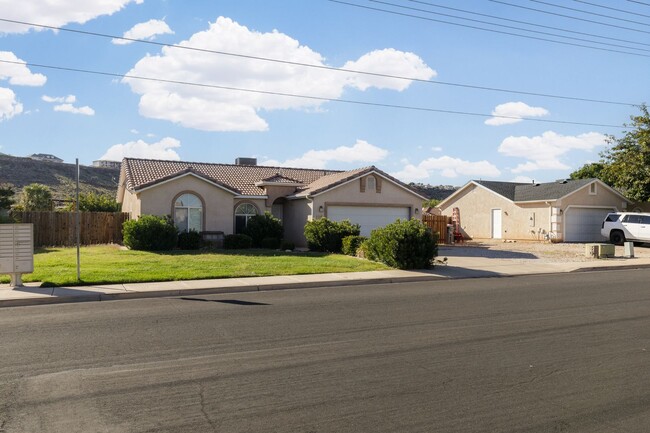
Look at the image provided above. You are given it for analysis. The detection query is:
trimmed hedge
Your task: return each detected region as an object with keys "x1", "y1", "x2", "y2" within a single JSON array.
[
  {"x1": 260, "y1": 237, "x2": 281, "y2": 249},
  {"x1": 178, "y1": 230, "x2": 202, "y2": 250},
  {"x1": 342, "y1": 235, "x2": 367, "y2": 256},
  {"x1": 224, "y1": 233, "x2": 253, "y2": 249},
  {"x1": 364, "y1": 219, "x2": 437, "y2": 269},
  {"x1": 304, "y1": 218, "x2": 360, "y2": 253},
  {"x1": 244, "y1": 212, "x2": 283, "y2": 247},
  {"x1": 122, "y1": 215, "x2": 178, "y2": 251}
]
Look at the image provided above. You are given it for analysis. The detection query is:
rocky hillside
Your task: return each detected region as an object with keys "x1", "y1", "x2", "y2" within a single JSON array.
[
  {"x1": 408, "y1": 182, "x2": 458, "y2": 201},
  {"x1": 0, "y1": 154, "x2": 120, "y2": 202}
]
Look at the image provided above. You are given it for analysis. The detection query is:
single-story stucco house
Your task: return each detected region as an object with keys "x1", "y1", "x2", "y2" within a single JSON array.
[
  {"x1": 117, "y1": 157, "x2": 426, "y2": 247},
  {"x1": 436, "y1": 178, "x2": 632, "y2": 242}
]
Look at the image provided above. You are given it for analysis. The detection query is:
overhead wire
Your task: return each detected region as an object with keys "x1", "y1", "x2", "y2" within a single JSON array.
[
  {"x1": 530, "y1": 0, "x2": 650, "y2": 27},
  {"x1": 371, "y1": 0, "x2": 650, "y2": 52},
  {"x1": 0, "y1": 16, "x2": 637, "y2": 107},
  {"x1": 0, "y1": 58, "x2": 630, "y2": 129},
  {"x1": 407, "y1": 0, "x2": 650, "y2": 48},
  {"x1": 572, "y1": 0, "x2": 650, "y2": 19},
  {"x1": 330, "y1": 0, "x2": 650, "y2": 57},
  {"x1": 490, "y1": 0, "x2": 650, "y2": 35},
  {"x1": 627, "y1": 0, "x2": 650, "y2": 6}
]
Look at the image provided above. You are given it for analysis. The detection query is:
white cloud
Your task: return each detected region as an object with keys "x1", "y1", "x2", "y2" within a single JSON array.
[
  {"x1": 53, "y1": 104, "x2": 95, "y2": 116},
  {"x1": 0, "y1": 52, "x2": 47, "y2": 86},
  {"x1": 342, "y1": 48, "x2": 436, "y2": 91},
  {"x1": 498, "y1": 131, "x2": 606, "y2": 173},
  {"x1": 511, "y1": 175, "x2": 534, "y2": 183},
  {"x1": 431, "y1": 146, "x2": 442, "y2": 152},
  {"x1": 42, "y1": 94, "x2": 76, "y2": 103},
  {"x1": 112, "y1": 19, "x2": 174, "y2": 45},
  {"x1": 123, "y1": 17, "x2": 435, "y2": 132},
  {"x1": 100, "y1": 137, "x2": 181, "y2": 161},
  {"x1": 42, "y1": 94, "x2": 94, "y2": 115},
  {"x1": 262, "y1": 140, "x2": 388, "y2": 169},
  {"x1": 485, "y1": 101, "x2": 549, "y2": 126},
  {"x1": 391, "y1": 156, "x2": 501, "y2": 182},
  {"x1": 0, "y1": 0, "x2": 143, "y2": 34},
  {"x1": 0, "y1": 87, "x2": 23, "y2": 121}
]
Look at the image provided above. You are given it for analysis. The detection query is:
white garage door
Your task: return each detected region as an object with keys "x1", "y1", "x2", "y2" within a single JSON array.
[
  {"x1": 564, "y1": 207, "x2": 615, "y2": 242},
  {"x1": 327, "y1": 206, "x2": 410, "y2": 237}
]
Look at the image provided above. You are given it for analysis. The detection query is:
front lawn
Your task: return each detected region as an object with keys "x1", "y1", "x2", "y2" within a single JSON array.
[{"x1": 0, "y1": 245, "x2": 390, "y2": 287}]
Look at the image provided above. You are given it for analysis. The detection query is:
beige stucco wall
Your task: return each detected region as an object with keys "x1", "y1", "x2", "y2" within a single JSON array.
[
  {"x1": 438, "y1": 184, "x2": 552, "y2": 240},
  {"x1": 135, "y1": 176, "x2": 237, "y2": 234},
  {"x1": 121, "y1": 189, "x2": 141, "y2": 217},
  {"x1": 315, "y1": 175, "x2": 423, "y2": 220},
  {"x1": 558, "y1": 183, "x2": 627, "y2": 210}
]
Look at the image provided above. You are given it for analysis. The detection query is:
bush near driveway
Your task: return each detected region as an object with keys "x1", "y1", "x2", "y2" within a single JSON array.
[
  {"x1": 342, "y1": 235, "x2": 367, "y2": 256},
  {"x1": 365, "y1": 218, "x2": 438, "y2": 269},
  {"x1": 304, "y1": 218, "x2": 361, "y2": 253},
  {"x1": 244, "y1": 212, "x2": 283, "y2": 247}
]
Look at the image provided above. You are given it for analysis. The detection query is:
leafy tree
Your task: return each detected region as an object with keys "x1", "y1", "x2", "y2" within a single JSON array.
[
  {"x1": 18, "y1": 183, "x2": 52, "y2": 211},
  {"x1": 570, "y1": 105, "x2": 650, "y2": 201},
  {"x1": 64, "y1": 192, "x2": 120, "y2": 212},
  {"x1": 422, "y1": 198, "x2": 441, "y2": 208},
  {"x1": 0, "y1": 183, "x2": 15, "y2": 211}
]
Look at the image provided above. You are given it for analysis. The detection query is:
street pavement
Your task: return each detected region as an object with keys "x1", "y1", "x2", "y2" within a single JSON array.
[{"x1": 2, "y1": 244, "x2": 650, "y2": 307}]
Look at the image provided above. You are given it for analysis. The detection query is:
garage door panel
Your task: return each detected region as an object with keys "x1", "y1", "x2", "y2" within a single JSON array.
[
  {"x1": 564, "y1": 207, "x2": 614, "y2": 242},
  {"x1": 327, "y1": 206, "x2": 410, "y2": 237}
]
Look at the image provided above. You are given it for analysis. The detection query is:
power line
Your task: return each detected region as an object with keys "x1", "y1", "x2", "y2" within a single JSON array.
[
  {"x1": 530, "y1": 0, "x2": 650, "y2": 27},
  {"x1": 573, "y1": 0, "x2": 650, "y2": 20},
  {"x1": 372, "y1": 0, "x2": 650, "y2": 52},
  {"x1": 0, "y1": 58, "x2": 630, "y2": 129},
  {"x1": 490, "y1": 0, "x2": 650, "y2": 35},
  {"x1": 407, "y1": 0, "x2": 650, "y2": 48},
  {"x1": 0, "y1": 16, "x2": 637, "y2": 107},
  {"x1": 331, "y1": 0, "x2": 650, "y2": 57},
  {"x1": 627, "y1": 0, "x2": 650, "y2": 6}
]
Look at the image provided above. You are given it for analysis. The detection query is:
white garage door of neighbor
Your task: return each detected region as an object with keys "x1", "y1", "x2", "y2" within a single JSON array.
[
  {"x1": 564, "y1": 207, "x2": 615, "y2": 242},
  {"x1": 327, "y1": 206, "x2": 410, "y2": 237}
]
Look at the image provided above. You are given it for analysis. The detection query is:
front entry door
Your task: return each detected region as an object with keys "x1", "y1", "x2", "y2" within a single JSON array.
[{"x1": 491, "y1": 209, "x2": 502, "y2": 239}]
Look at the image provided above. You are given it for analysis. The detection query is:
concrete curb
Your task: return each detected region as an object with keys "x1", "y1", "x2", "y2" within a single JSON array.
[{"x1": 0, "y1": 274, "x2": 448, "y2": 308}]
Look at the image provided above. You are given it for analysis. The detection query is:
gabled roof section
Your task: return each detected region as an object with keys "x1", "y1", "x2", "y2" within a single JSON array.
[
  {"x1": 121, "y1": 157, "x2": 341, "y2": 196},
  {"x1": 290, "y1": 166, "x2": 427, "y2": 199},
  {"x1": 438, "y1": 178, "x2": 630, "y2": 208}
]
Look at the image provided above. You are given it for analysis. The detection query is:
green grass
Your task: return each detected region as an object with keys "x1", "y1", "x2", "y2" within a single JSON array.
[{"x1": 0, "y1": 245, "x2": 390, "y2": 287}]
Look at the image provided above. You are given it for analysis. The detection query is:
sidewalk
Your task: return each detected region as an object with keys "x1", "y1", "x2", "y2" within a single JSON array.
[{"x1": 2, "y1": 249, "x2": 650, "y2": 308}]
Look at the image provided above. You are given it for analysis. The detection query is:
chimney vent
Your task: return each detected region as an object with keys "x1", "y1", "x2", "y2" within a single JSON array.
[{"x1": 235, "y1": 157, "x2": 257, "y2": 166}]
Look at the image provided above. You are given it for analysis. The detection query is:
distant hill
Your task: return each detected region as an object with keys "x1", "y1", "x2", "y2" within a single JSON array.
[
  {"x1": 0, "y1": 154, "x2": 119, "y2": 203},
  {"x1": 408, "y1": 183, "x2": 458, "y2": 201}
]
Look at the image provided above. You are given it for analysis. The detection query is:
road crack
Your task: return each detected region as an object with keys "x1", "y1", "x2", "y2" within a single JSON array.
[{"x1": 197, "y1": 382, "x2": 217, "y2": 432}]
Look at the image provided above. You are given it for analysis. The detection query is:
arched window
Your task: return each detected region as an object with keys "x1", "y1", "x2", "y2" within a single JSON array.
[
  {"x1": 235, "y1": 203, "x2": 258, "y2": 234},
  {"x1": 366, "y1": 175, "x2": 376, "y2": 192},
  {"x1": 174, "y1": 193, "x2": 202, "y2": 233}
]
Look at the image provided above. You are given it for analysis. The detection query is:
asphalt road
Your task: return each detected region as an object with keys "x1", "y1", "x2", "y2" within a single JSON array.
[{"x1": 1, "y1": 269, "x2": 650, "y2": 432}]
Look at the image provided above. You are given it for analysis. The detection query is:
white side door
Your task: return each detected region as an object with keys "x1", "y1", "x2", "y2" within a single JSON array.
[{"x1": 491, "y1": 209, "x2": 502, "y2": 239}]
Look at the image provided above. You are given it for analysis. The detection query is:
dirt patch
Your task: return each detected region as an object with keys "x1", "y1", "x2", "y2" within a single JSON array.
[{"x1": 440, "y1": 239, "x2": 650, "y2": 263}]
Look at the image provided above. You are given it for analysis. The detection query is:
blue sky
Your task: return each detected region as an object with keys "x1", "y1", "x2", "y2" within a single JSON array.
[{"x1": 0, "y1": 0, "x2": 648, "y2": 186}]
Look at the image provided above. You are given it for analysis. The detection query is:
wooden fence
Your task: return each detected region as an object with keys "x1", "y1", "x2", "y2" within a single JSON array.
[
  {"x1": 10, "y1": 211, "x2": 130, "y2": 247},
  {"x1": 422, "y1": 213, "x2": 452, "y2": 244}
]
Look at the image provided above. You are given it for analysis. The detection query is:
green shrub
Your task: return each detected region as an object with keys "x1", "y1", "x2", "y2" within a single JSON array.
[
  {"x1": 122, "y1": 215, "x2": 178, "y2": 251},
  {"x1": 244, "y1": 212, "x2": 283, "y2": 247},
  {"x1": 304, "y1": 218, "x2": 361, "y2": 252},
  {"x1": 260, "y1": 237, "x2": 281, "y2": 249},
  {"x1": 364, "y1": 219, "x2": 438, "y2": 269},
  {"x1": 342, "y1": 235, "x2": 367, "y2": 256},
  {"x1": 281, "y1": 240, "x2": 295, "y2": 251},
  {"x1": 224, "y1": 233, "x2": 253, "y2": 249},
  {"x1": 178, "y1": 230, "x2": 202, "y2": 250}
]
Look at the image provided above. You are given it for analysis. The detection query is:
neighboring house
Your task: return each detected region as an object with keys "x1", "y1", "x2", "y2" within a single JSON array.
[
  {"x1": 117, "y1": 157, "x2": 426, "y2": 247},
  {"x1": 28, "y1": 153, "x2": 63, "y2": 163},
  {"x1": 437, "y1": 178, "x2": 632, "y2": 242},
  {"x1": 93, "y1": 160, "x2": 121, "y2": 169}
]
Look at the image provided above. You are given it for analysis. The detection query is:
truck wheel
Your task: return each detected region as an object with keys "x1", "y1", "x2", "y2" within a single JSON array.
[{"x1": 610, "y1": 230, "x2": 625, "y2": 245}]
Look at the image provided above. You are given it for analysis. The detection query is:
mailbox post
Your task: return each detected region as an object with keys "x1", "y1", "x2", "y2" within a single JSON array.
[{"x1": 0, "y1": 224, "x2": 34, "y2": 287}]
